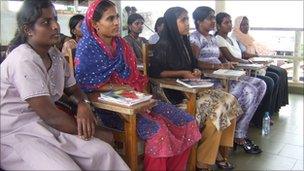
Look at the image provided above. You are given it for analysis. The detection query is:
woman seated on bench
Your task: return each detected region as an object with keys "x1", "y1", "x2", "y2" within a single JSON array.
[
  {"x1": 190, "y1": 6, "x2": 266, "y2": 154},
  {"x1": 149, "y1": 7, "x2": 243, "y2": 170},
  {"x1": 74, "y1": 0, "x2": 201, "y2": 170},
  {"x1": 0, "y1": 0, "x2": 129, "y2": 170}
]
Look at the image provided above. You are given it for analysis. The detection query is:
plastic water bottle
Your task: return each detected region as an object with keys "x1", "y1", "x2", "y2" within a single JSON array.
[{"x1": 262, "y1": 112, "x2": 270, "y2": 135}]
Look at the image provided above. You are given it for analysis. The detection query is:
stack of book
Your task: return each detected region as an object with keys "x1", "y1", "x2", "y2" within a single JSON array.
[{"x1": 98, "y1": 90, "x2": 152, "y2": 107}]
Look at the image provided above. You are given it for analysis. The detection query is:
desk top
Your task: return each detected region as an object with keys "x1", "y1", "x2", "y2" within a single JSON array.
[
  {"x1": 236, "y1": 63, "x2": 267, "y2": 70},
  {"x1": 151, "y1": 78, "x2": 211, "y2": 93},
  {"x1": 204, "y1": 70, "x2": 245, "y2": 81},
  {"x1": 88, "y1": 92, "x2": 156, "y2": 115},
  {"x1": 250, "y1": 57, "x2": 274, "y2": 64}
]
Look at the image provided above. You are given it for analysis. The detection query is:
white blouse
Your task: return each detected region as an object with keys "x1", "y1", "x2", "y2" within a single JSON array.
[{"x1": 215, "y1": 35, "x2": 242, "y2": 59}]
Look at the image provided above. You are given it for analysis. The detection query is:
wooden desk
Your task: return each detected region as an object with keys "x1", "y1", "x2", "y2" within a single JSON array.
[
  {"x1": 151, "y1": 78, "x2": 210, "y2": 171},
  {"x1": 250, "y1": 57, "x2": 274, "y2": 65},
  {"x1": 204, "y1": 70, "x2": 244, "y2": 92},
  {"x1": 235, "y1": 63, "x2": 267, "y2": 77},
  {"x1": 152, "y1": 78, "x2": 211, "y2": 114},
  {"x1": 88, "y1": 92, "x2": 156, "y2": 171}
]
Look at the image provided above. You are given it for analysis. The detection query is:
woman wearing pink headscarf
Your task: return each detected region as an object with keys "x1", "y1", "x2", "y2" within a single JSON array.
[
  {"x1": 232, "y1": 16, "x2": 289, "y2": 123},
  {"x1": 231, "y1": 16, "x2": 274, "y2": 56}
]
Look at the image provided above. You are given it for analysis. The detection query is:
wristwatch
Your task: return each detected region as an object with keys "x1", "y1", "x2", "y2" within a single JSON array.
[
  {"x1": 83, "y1": 99, "x2": 92, "y2": 106},
  {"x1": 82, "y1": 99, "x2": 95, "y2": 111}
]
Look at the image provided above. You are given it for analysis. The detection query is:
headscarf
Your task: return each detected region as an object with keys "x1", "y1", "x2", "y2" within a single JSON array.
[
  {"x1": 155, "y1": 7, "x2": 197, "y2": 71},
  {"x1": 232, "y1": 16, "x2": 256, "y2": 54},
  {"x1": 232, "y1": 16, "x2": 274, "y2": 55},
  {"x1": 75, "y1": 0, "x2": 147, "y2": 92}
]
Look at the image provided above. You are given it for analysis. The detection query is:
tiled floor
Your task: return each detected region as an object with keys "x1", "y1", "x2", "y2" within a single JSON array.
[{"x1": 229, "y1": 94, "x2": 304, "y2": 170}]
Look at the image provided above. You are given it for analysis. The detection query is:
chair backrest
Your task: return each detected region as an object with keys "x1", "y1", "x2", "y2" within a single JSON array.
[
  {"x1": 64, "y1": 48, "x2": 75, "y2": 77},
  {"x1": 142, "y1": 43, "x2": 172, "y2": 102},
  {"x1": 142, "y1": 43, "x2": 155, "y2": 76},
  {"x1": 0, "y1": 45, "x2": 8, "y2": 64}
]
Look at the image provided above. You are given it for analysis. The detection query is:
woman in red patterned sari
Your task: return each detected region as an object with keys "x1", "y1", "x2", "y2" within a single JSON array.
[{"x1": 74, "y1": 0, "x2": 201, "y2": 170}]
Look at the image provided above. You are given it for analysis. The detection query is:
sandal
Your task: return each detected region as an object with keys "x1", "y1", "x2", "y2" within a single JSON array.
[
  {"x1": 244, "y1": 138, "x2": 263, "y2": 153},
  {"x1": 234, "y1": 138, "x2": 262, "y2": 154},
  {"x1": 216, "y1": 158, "x2": 234, "y2": 170}
]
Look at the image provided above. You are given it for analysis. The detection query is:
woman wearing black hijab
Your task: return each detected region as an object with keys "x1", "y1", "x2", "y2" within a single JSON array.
[{"x1": 149, "y1": 7, "x2": 242, "y2": 170}]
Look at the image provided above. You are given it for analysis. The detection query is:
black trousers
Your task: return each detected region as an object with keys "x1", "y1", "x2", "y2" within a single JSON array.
[
  {"x1": 267, "y1": 65, "x2": 289, "y2": 111},
  {"x1": 251, "y1": 71, "x2": 279, "y2": 127}
]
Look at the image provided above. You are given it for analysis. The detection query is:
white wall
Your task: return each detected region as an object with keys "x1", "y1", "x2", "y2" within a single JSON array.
[{"x1": 0, "y1": 1, "x2": 80, "y2": 45}]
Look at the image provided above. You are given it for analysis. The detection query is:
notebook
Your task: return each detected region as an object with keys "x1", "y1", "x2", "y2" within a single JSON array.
[
  {"x1": 176, "y1": 78, "x2": 214, "y2": 88},
  {"x1": 98, "y1": 90, "x2": 152, "y2": 107}
]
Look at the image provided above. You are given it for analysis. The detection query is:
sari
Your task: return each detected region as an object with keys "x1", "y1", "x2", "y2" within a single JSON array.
[{"x1": 75, "y1": 0, "x2": 201, "y2": 169}]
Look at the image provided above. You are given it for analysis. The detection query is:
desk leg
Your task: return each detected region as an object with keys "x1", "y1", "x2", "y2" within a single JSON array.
[
  {"x1": 186, "y1": 93, "x2": 196, "y2": 114},
  {"x1": 186, "y1": 93, "x2": 197, "y2": 171},
  {"x1": 222, "y1": 79, "x2": 229, "y2": 92},
  {"x1": 124, "y1": 115, "x2": 138, "y2": 171}
]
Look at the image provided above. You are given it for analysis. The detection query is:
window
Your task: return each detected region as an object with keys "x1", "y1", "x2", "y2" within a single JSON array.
[{"x1": 225, "y1": 1, "x2": 303, "y2": 82}]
